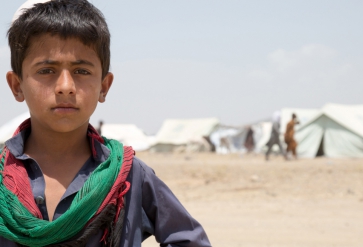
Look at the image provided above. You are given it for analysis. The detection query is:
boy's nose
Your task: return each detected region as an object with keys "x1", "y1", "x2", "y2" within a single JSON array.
[{"x1": 55, "y1": 70, "x2": 76, "y2": 95}]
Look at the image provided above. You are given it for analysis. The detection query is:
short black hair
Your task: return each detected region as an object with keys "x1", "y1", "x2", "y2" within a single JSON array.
[
  {"x1": 292, "y1": 113, "x2": 297, "y2": 119},
  {"x1": 8, "y1": 0, "x2": 111, "y2": 79}
]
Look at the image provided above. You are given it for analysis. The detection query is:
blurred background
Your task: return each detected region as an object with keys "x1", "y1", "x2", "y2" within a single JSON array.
[{"x1": 0, "y1": 1, "x2": 362, "y2": 246}]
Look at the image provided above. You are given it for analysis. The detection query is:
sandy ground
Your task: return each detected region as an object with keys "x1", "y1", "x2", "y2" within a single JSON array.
[{"x1": 135, "y1": 152, "x2": 363, "y2": 247}]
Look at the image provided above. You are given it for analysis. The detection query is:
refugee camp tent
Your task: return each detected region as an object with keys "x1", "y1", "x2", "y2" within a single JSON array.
[
  {"x1": 210, "y1": 123, "x2": 267, "y2": 154},
  {"x1": 0, "y1": 112, "x2": 30, "y2": 146},
  {"x1": 150, "y1": 118, "x2": 219, "y2": 152},
  {"x1": 101, "y1": 124, "x2": 153, "y2": 151},
  {"x1": 210, "y1": 120, "x2": 276, "y2": 154},
  {"x1": 210, "y1": 126, "x2": 246, "y2": 154},
  {"x1": 295, "y1": 103, "x2": 363, "y2": 158}
]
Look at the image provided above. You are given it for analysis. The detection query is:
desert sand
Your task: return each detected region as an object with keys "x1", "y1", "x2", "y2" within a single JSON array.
[{"x1": 136, "y1": 152, "x2": 363, "y2": 247}]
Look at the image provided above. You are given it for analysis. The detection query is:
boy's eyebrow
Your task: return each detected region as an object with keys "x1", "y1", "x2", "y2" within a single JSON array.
[
  {"x1": 33, "y1": 60, "x2": 60, "y2": 66},
  {"x1": 70, "y1": 60, "x2": 95, "y2": 67},
  {"x1": 33, "y1": 60, "x2": 95, "y2": 67}
]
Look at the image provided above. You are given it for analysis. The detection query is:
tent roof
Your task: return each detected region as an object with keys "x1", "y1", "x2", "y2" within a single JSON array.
[
  {"x1": 101, "y1": 124, "x2": 147, "y2": 141},
  {"x1": 299, "y1": 103, "x2": 363, "y2": 137},
  {"x1": 154, "y1": 118, "x2": 219, "y2": 145},
  {"x1": 101, "y1": 123, "x2": 153, "y2": 151}
]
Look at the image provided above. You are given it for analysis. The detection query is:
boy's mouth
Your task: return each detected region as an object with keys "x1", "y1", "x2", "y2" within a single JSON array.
[{"x1": 52, "y1": 103, "x2": 78, "y2": 113}]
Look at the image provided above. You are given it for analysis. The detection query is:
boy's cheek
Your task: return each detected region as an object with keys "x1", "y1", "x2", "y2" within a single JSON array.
[{"x1": 21, "y1": 84, "x2": 52, "y2": 103}]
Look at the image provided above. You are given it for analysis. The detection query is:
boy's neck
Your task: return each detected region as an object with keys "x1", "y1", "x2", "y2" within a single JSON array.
[{"x1": 24, "y1": 121, "x2": 91, "y2": 161}]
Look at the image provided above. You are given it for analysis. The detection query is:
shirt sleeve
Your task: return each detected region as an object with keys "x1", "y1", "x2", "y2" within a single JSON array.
[{"x1": 140, "y1": 160, "x2": 212, "y2": 247}]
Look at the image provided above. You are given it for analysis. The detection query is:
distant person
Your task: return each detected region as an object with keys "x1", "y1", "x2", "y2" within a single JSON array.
[
  {"x1": 244, "y1": 126, "x2": 255, "y2": 153},
  {"x1": 265, "y1": 111, "x2": 287, "y2": 161},
  {"x1": 284, "y1": 113, "x2": 300, "y2": 159},
  {"x1": 97, "y1": 120, "x2": 104, "y2": 135}
]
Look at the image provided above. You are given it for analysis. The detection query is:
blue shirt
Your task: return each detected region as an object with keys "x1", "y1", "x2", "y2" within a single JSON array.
[{"x1": 0, "y1": 129, "x2": 211, "y2": 247}]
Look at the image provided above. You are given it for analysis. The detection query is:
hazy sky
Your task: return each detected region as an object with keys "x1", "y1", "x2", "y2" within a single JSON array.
[{"x1": 1, "y1": 0, "x2": 362, "y2": 134}]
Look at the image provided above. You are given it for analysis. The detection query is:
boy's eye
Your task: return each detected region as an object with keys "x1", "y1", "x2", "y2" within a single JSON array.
[
  {"x1": 74, "y1": 69, "x2": 91, "y2": 75},
  {"x1": 38, "y1": 69, "x2": 55, "y2": 74}
]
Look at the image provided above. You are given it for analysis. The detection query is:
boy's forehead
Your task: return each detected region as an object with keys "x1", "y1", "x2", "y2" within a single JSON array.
[
  {"x1": 25, "y1": 34, "x2": 100, "y2": 63},
  {"x1": 12, "y1": 0, "x2": 52, "y2": 23},
  {"x1": 27, "y1": 33, "x2": 95, "y2": 54}
]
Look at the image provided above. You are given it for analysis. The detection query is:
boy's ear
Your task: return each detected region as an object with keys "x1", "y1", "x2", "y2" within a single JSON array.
[
  {"x1": 6, "y1": 71, "x2": 25, "y2": 102},
  {"x1": 99, "y1": 72, "x2": 113, "y2": 103}
]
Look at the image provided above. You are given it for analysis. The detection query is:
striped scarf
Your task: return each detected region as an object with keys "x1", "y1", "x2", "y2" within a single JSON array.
[{"x1": 0, "y1": 119, "x2": 133, "y2": 246}]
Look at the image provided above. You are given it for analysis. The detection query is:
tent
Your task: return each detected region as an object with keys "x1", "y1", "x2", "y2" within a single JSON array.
[
  {"x1": 295, "y1": 103, "x2": 363, "y2": 158},
  {"x1": 210, "y1": 126, "x2": 246, "y2": 154},
  {"x1": 101, "y1": 124, "x2": 153, "y2": 151},
  {"x1": 150, "y1": 118, "x2": 219, "y2": 152},
  {"x1": 0, "y1": 112, "x2": 30, "y2": 145},
  {"x1": 210, "y1": 121, "x2": 283, "y2": 154}
]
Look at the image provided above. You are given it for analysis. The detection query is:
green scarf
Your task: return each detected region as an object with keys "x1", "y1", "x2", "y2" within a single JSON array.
[{"x1": 0, "y1": 137, "x2": 124, "y2": 246}]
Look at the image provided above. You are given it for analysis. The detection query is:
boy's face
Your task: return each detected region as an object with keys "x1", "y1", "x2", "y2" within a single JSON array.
[{"x1": 6, "y1": 34, "x2": 113, "y2": 134}]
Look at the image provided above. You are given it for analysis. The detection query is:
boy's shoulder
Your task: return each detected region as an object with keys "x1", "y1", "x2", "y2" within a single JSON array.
[{"x1": 129, "y1": 156, "x2": 156, "y2": 182}]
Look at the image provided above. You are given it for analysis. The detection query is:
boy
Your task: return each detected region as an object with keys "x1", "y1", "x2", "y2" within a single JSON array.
[{"x1": 0, "y1": 0, "x2": 211, "y2": 246}]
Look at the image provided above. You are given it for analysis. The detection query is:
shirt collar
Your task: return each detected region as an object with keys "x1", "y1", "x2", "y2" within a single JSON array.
[{"x1": 5, "y1": 128, "x2": 110, "y2": 162}]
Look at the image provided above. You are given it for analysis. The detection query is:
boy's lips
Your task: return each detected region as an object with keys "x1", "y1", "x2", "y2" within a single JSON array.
[{"x1": 52, "y1": 103, "x2": 79, "y2": 113}]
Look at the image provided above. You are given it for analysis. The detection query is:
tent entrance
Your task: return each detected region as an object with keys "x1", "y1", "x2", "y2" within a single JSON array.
[{"x1": 316, "y1": 133, "x2": 324, "y2": 156}]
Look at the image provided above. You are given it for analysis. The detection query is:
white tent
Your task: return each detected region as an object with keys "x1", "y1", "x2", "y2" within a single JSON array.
[
  {"x1": 150, "y1": 118, "x2": 219, "y2": 152},
  {"x1": 210, "y1": 127, "x2": 246, "y2": 154},
  {"x1": 101, "y1": 124, "x2": 153, "y2": 151},
  {"x1": 295, "y1": 103, "x2": 363, "y2": 158},
  {"x1": 210, "y1": 124, "x2": 269, "y2": 154},
  {"x1": 0, "y1": 112, "x2": 30, "y2": 145}
]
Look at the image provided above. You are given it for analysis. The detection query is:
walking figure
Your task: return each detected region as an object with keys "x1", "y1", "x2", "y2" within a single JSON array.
[
  {"x1": 265, "y1": 111, "x2": 287, "y2": 161},
  {"x1": 284, "y1": 113, "x2": 300, "y2": 159}
]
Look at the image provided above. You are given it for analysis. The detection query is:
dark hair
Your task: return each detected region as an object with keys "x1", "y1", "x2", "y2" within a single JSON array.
[
  {"x1": 7, "y1": 0, "x2": 110, "y2": 79},
  {"x1": 292, "y1": 113, "x2": 297, "y2": 119}
]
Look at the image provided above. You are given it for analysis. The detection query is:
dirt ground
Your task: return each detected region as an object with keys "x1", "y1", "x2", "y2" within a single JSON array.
[{"x1": 136, "y1": 152, "x2": 363, "y2": 247}]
